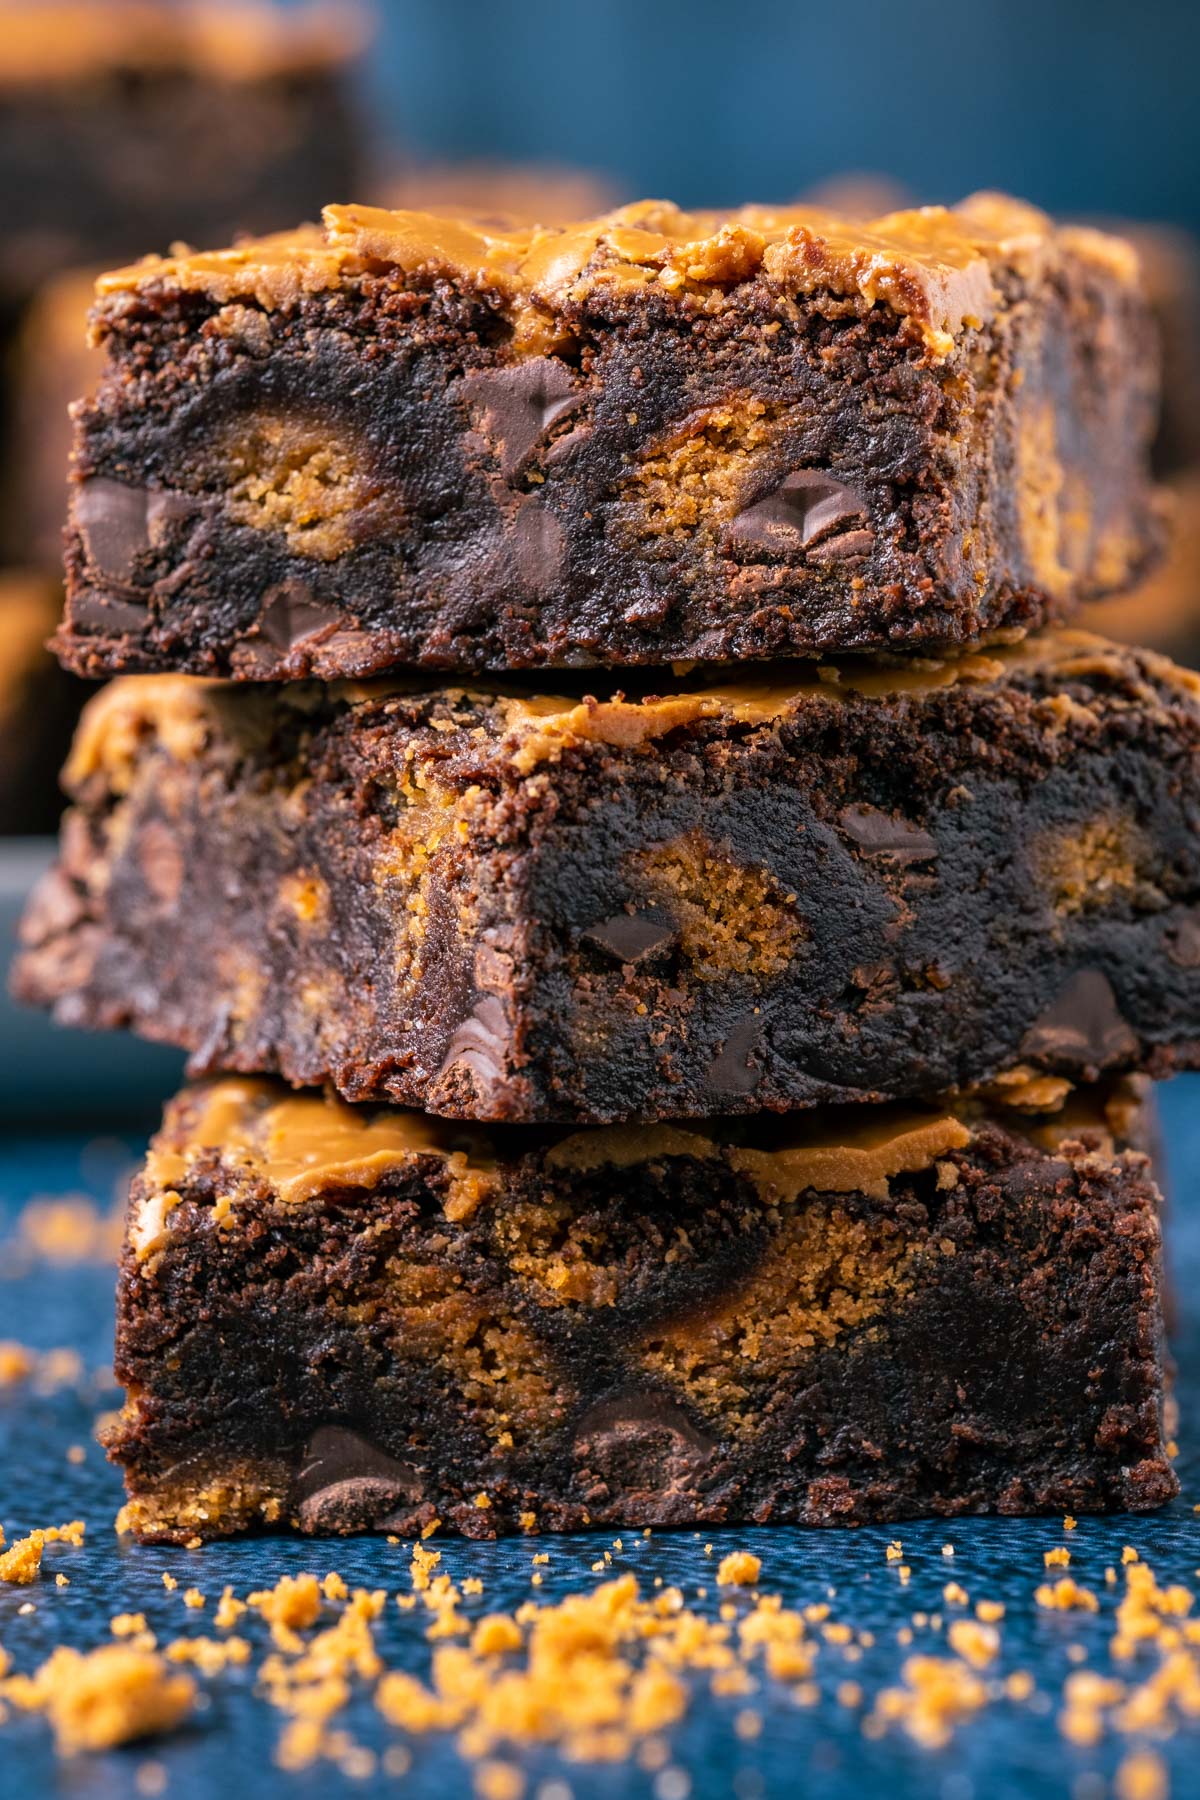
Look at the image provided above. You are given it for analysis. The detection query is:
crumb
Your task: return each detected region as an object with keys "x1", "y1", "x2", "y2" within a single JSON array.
[
  {"x1": 1044, "y1": 1547, "x2": 1071, "y2": 1568},
  {"x1": 1034, "y1": 1579, "x2": 1099, "y2": 1613},
  {"x1": 717, "y1": 1553, "x2": 761, "y2": 1588},
  {"x1": 13, "y1": 1644, "x2": 194, "y2": 1752},
  {"x1": 1115, "y1": 1749, "x2": 1169, "y2": 1800},
  {"x1": 182, "y1": 1588, "x2": 204, "y2": 1611}
]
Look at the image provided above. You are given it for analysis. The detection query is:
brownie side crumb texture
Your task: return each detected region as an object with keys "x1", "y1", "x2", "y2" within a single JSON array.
[
  {"x1": 104, "y1": 1077, "x2": 1175, "y2": 1543},
  {"x1": 55, "y1": 194, "x2": 1161, "y2": 677},
  {"x1": 15, "y1": 630, "x2": 1200, "y2": 1122}
]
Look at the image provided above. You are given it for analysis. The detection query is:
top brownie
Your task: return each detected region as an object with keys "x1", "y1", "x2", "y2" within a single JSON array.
[{"x1": 57, "y1": 194, "x2": 1161, "y2": 680}]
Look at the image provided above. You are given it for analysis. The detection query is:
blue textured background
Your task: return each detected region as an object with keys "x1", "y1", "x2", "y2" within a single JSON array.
[
  {"x1": 0, "y1": 1077, "x2": 1197, "y2": 1797},
  {"x1": 361, "y1": 0, "x2": 1200, "y2": 229}
]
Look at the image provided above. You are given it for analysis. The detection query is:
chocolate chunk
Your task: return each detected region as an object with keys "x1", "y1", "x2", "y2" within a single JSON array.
[
  {"x1": 511, "y1": 497, "x2": 564, "y2": 591},
  {"x1": 74, "y1": 479, "x2": 152, "y2": 583},
  {"x1": 74, "y1": 478, "x2": 194, "y2": 583},
  {"x1": 437, "y1": 995, "x2": 511, "y2": 1095},
  {"x1": 706, "y1": 1016, "x2": 762, "y2": 1096},
  {"x1": 583, "y1": 911, "x2": 679, "y2": 966},
  {"x1": 258, "y1": 582, "x2": 342, "y2": 650},
  {"x1": 465, "y1": 358, "x2": 584, "y2": 483},
  {"x1": 294, "y1": 1425, "x2": 424, "y2": 1532},
  {"x1": 839, "y1": 805, "x2": 937, "y2": 863},
  {"x1": 728, "y1": 470, "x2": 867, "y2": 555},
  {"x1": 68, "y1": 591, "x2": 150, "y2": 632},
  {"x1": 1166, "y1": 917, "x2": 1200, "y2": 969},
  {"x1": 573, "y1": 1392, "x2": 716, "y2": 1488},
  {"x1": 1020, "y1": 969, "x2": 1139, "y2": 1070},
  {"x1": 807, "y1": 527, "x2": 875, "y2": 562}
]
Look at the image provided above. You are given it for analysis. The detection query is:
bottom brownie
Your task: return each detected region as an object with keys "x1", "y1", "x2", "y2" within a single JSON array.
[{"x1": 106, "y1": 1077, "x2": 1175, "y2": 1542}]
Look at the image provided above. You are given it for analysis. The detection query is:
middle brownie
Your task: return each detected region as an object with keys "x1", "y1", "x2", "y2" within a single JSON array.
[{"x1": 15, "y1": 628, "x2": 1200, "y2": 1123}]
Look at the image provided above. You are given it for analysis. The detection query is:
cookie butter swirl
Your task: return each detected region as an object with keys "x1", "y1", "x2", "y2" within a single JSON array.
[{"x1": 93, "y1": 193, "x2": 1140, "y2": 361}]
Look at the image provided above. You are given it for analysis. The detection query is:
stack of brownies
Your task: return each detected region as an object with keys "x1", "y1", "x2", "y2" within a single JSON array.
[{"x1": 15, "y1": 194, "x2": 1200, "y2": 1541}]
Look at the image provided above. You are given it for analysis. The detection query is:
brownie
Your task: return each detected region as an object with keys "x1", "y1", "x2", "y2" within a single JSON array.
[
  {"x1": 0, "y1": 2, "x2": 366, "y2": 303},
  {"x1": 55, "y1": 193, "x2": 1162, "y2": 680},
  {"x1": 1080, "y1": 472, "x2": 1200, "y2": 669},
  {"x1": 104, "y1": 1074, "x2": 1174, "y2": 1543},
  {"x1": 0, "y1": 572, "x2": 81, "y2": 834},
  {"x1": 16, "y1": 629, "x2": 1200, "y2": 1122}
]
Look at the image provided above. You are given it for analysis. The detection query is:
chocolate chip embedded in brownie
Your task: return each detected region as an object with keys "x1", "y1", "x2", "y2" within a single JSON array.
[
  {"x1": 56, "y1": 194, "x2": 1161, "y2": 679},
  {"x1": 15, "y1": 630, "x2": 1200, "y2": 1122},
  {"x1": 104, "y1": 1075, "x2": 1175, "y2": 1543},
  {"x1": 0, "y1": 2, "x2": 366, "y2": 302}
]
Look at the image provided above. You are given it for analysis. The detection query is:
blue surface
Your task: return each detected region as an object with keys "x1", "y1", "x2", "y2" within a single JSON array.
[{"x1": 0, "y1": 1079, "x2": 1198, "y2": 1798}]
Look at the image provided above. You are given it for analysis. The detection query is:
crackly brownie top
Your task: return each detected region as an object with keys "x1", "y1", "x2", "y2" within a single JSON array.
[
  {"x1": 129, "y1": 1074, "x2": 1148, "y2": 1262},
  {"x1": 63, "y1": 629, "x2": 1200, "y2": 797},
  {"x1": 92, "y1": 192, "x2": 1141, "y2": 361},
  {"x1": 0, "y1": 2, "x2": 367, "y2": 85}
]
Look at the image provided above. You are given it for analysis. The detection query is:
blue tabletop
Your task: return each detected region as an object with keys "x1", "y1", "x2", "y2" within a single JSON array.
[{"x1": 1, "y1": 1080, "x2": 1198, "y2": 1800}]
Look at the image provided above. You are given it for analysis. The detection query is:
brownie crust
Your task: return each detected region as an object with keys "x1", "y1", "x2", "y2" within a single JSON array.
[
  {"x1": 55, "y1": 195, "x2": 1161, "y2": 678},
  {"x1": 105, "y1": 1077, "x2": 1175, "y2": 1543},
  {"x1": 17, "y1": 630, "x2": 1200, "y2": 1123}
]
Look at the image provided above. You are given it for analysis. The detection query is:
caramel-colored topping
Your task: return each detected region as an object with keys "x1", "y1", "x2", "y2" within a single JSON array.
[
  {"x1": 0, "y1": 3, "x2": 368, "y2": 85},
  {"x1": 68, "y1": 628, "x2": 1200, "y2": 804},
  {"x1": 94, "y1": 191, "x2": 1139, "y2": 360},
  {"x1": 549, "y1": 1110, "x2": 971, "y2": 1205},
  {"x1": 65, "y1": 676, "x2": 220, "y2": 794},
  {"x1": 135, "y1": 1080, "x2": 495, "y2": 1258}
]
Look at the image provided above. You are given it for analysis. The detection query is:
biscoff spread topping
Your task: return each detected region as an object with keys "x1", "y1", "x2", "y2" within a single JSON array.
[
  {"x1": 93, "y1": 192, "x2": 1141, "y2": 361},
  {"x1": 66, "y1": 629, "x2": 1197, "y2": 800},
  {"x1": 133, "y1": 1079, "x2": 496, "y2": 1257}
]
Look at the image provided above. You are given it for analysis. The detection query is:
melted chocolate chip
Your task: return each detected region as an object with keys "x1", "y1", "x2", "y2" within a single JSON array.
[
  {"x1": 438, "y1": 996, "x2": 511, "y2": 1095},
  {"x1": 1020, "y1": 969, "x2": 1139, "y2": 1070},
  {"x1": 728, "y1": 470, "x2": 868, "y2": 556},
  {"x1": 74, "y1": 478, "x2": 193, "y2": 583},
  {"x1": 705, "y1": 1016, "x2": 763, "y2": 1096},
  {"x1": 258, "y1": 582, "x2": 342, "y2": 650},
  {"x1": 807, "y1": 527, "x2": 875, "y2": 562},
  {"x1": 511, "y1": 497, "x2": 564, "y2": 591},
  {"x1": 294, "y1": 1426, "x2": 424, "y2": 1533},
  {"x1": 69, "y1": 592, "x2": 150, "y2": 632},
  {"x1": 572, "y1": 1393, "x2": 716, "y2": 1490},
  {"x1": 583, "y1": 911, "x2": 679, "y2": 966},
  {"x1": 838, "y1": 805, "x2": 937, "y2": 863},
  {"x1": 74, "y1": 479, "x2": 153, "y2": 583},
  {"x1": 465, "y1": 358, "x2": 584, "y2": 483}
]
